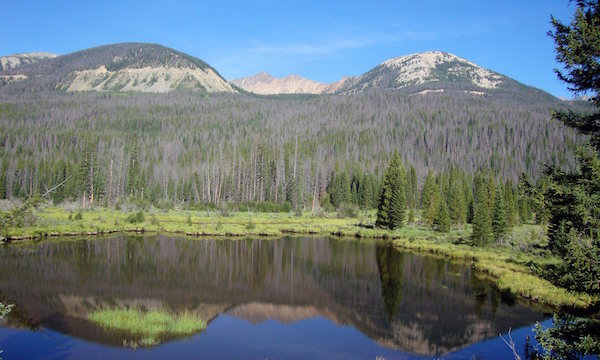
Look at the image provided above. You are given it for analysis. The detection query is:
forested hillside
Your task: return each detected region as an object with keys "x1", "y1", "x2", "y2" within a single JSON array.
[{"x1": 0, "y1": 87, "x2": 586, "y2": 209}]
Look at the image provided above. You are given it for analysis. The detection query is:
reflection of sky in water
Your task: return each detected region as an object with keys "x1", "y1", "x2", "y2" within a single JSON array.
[
  {"x1": 0, "y1": 235, "x2": 549, "y2": 359},
  {"x1": 0, "y1": 317, "x2": 551, "y2": 360}
]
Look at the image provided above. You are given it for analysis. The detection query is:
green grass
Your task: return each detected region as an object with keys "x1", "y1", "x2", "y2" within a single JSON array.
[{"x1": 89, "y1": 308, "x2": 206, "y2": 347}]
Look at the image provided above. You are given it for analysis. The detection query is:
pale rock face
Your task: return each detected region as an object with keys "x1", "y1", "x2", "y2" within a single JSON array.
[
  {"x1": 231, "y1": 72, "x2": 328, "y2": 94},
  {"x1": 0, "y1": 52, "x2": 57, "y2": 71},
  {"x1": 66, "y1": 66, "x2": 237, "y2": 93},
  {"x1": 381, "y1": 51, "x2": 503, "y2": 89}
]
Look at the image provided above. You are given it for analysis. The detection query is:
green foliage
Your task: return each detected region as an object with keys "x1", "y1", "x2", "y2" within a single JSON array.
[
  {"x1": 546, "y1": 145, "x2": 600, "y2": 258},
  {"x1": 376, "y1": 153, "x2": 406, "y2": 230},
  {"x1": 0, "y1": 302, "x2": 12, "y2": 320},
  {"x1": 471, "y1": 174, "x2": 493, "y2": 246},
  {"x1": 0, "y1": 196, "x2": 43, "y2": 231},
  {"x1": 89, "y1": 308, "x2": 206, "y2": 347},
  {"x1": 433, "y1": 197, "x2": 451, "y2": 232},
  {"x1": 74, "y1": 211, "x2": 83, "y2": 221},
  {"x1": 535, "y1": 313, "x2": 600, "y2": 359},
  {"x1": 126, "y1": 210, "x2": 145, "y2": 224},
  {"x1": 420, "y1": 170, "x2": 438, "y2": 226},
  {"x1": 492, "y1": 184, "x2": 508, "y2": 242},
  {"x1": 337, "y1": 202, "x2": 358, "y2": 218}
]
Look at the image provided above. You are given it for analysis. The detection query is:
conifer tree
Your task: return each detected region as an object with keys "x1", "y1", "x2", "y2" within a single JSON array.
[
  {"x1": 376, "y1": 153, "x2": 406, "y2": 230},
  {"x1": 0, "y1": 168, "x2": 5, "y2": 200},
  {"x1": 434, "y1": 197, "x2": 451, "y2": 232},
  {"x1": 492, "y1": 183, "x2": 508, "y2": 242},
  {"x1": 504, "y1": 179, "x2": 516, "y2": 227},
  {"x1": 420, "y1": 170, "x2": 437, "y2": 226},
  {"x1": 471, "y1": 174, "x2": 493, "y2": 246}
]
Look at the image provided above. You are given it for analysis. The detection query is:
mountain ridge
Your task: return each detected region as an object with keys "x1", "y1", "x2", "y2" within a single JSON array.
[
  {"x1": 0, "y1": 43, "x2": 236, "y2": 93},
  {"x1": 0, "y1": 42, "x2": 561, "y2": 100}
]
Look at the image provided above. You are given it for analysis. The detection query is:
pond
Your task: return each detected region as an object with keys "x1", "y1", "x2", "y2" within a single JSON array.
[{"x1": 0, "y1": 235, "x2": 549, "y2": 359}]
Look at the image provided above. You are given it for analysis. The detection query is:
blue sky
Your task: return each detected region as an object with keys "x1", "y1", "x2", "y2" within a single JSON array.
[{"x1": 0, "y1": 0, "x2": 576, "y2": 98}]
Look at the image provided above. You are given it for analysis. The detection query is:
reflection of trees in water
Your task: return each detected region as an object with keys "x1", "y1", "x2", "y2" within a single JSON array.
[
  {"x1": 0, "y1": 235, "x2": 544, "y2": 355},
  {"x1": 376, "y1": 243, "x2": 404, "y2": 321}
]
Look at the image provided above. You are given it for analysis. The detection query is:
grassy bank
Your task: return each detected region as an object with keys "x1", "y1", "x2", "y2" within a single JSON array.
[
  {"x1": 89, "y1": 308, "x2": 206, "y2": 347},
  {"x1": 2, "y1": 206, "x2": 597, "y2": 310}
]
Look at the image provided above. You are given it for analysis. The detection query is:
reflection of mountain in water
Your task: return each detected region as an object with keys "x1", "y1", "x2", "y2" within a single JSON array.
[{"x1": 0, "y1": 235, "x2": 544, "y2": 355}]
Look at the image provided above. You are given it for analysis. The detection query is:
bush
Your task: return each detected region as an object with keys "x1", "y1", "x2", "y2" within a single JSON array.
[
  {"x1": 74, "y1": 211, "x2": 83, "y2": 221},
  {"x1": 245, "y1": 217, "x2": 256, "y2": 230},
  {"x1": 126, "y1": 210, "x2": 145, "y2": 224},
  {"x1": 281, "y1": 202, "x2": 292, "y2": 213},
  {"x1": 337, "y1": 203, "x2": 358, "y2": 218}
]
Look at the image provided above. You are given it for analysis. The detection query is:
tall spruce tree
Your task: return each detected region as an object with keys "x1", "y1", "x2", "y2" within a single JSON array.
[
  {"x1": 492, "y1": 183, "x2": 508, "y2": 242},
  {"x1": 420, "y1": 170, "x2": 438, "y2": 227},
  {"x1": 434, "y1": 197, "x2": 451, "y2": 232},
  {"x1": 376, "y1": 153, "x2": 406, "y2": 230},
  {"x1": 471, "y1": 174, "x2": 493, "y2": 246},
  {"x1": 535, "y1": 3, "x2": 600, "y2": 358}
]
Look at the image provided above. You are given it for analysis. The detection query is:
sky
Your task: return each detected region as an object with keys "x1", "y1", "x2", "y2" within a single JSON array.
[{"x1": 0, "y1": 0, "x2": 577, "y2": 98}]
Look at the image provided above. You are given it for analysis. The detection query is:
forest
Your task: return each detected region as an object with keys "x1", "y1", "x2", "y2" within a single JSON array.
[{"x1": 0, "y1": 88, "x2": 588, "y2": 212}]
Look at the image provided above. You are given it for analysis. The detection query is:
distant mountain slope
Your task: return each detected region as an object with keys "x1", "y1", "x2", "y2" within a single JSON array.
[
  {"x1": 0, "y1": 52, "x2": 57, "y2": 71},
  {"x1": 231, "y1": 72, "x2": 329, "y2": 94},
  {"x1": 233, "y1": 51, "x2": 552, "y2": 99},
  {"x1": 0, "y1": 43, "x2": 236, "y2": 93},
  {"x1": 335, "y1": 51, "x2": 505, "y2": 94}
]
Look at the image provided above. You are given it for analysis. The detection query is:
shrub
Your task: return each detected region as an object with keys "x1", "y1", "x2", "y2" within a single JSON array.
[
  {"x1": 74, "y1": 211, "x2": 83, "y2": 221},
  {"x1": 337, "y1": 203, "x2": 358, "y2": 218},
  {"x1": 126, "y1": 210, "x2": 145, "y2": 224}
]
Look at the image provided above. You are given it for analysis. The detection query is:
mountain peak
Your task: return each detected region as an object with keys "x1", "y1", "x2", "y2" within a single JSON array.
[
  {"x1": 376, "y1": 51, "x2": 503, "y2": 90},
  {"x1": 0, "y1": 42, "x2": 236, "y2": 94}
]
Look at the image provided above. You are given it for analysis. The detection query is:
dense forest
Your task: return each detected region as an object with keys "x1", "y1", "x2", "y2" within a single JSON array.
[{"x1": 0, "y1": 88, "x2": 588, "y2": 211}]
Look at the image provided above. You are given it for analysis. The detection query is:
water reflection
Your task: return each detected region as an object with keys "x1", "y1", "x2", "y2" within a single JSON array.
[{"x1": 0, "y1": 235, "x2": 545, "y2": 356}]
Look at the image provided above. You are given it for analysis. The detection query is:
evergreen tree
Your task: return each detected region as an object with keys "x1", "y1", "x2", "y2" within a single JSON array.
[
  {"x1": 492, "y1": 183, "x2": 508, "y2": 242},
  {"x1": 420, "y1": 170, "x2": 437, "y2": 226},
  {"x1": 504, "y1": 179, "x2": 516, "y2": 227},
  {"x1": 471, "y1": 174, "x2": 493, "y2": 246},
  {"x1": 127, "y1": 137, "x2": 141, "y2": 198},
  {"x1": 434, "y1": 197, "x2": 451, "y2": 232},
  {"x1": 376, "y1": 153, "x2": 406, "y2": 230},
  {"x1": 0, "y1": 168, "x2": 5, "y2": 200},
  {"x1": 518, "y1": 173, "x2": 533, "y2": 223}
]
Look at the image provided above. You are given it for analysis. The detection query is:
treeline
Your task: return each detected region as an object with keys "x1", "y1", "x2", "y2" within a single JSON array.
[
  {"x1": 0, "y1": 89, "x2": 588, "y2": 209},
  {"x1": 373, "y1": 153, "x2": 545, "y2": 240}
]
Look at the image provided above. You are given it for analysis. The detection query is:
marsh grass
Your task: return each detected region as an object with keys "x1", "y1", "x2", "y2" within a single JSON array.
[{"x1": 89, "y1": 308, "x2": 206, "y2": 347}]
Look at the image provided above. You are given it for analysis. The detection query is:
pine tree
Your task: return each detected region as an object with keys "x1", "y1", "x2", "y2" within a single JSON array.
[
  {"x1": 492, "y1": 183, "x2": 508, "y2": 242},
  {"x1": 434, "y1": 197, "x2": 451, "y2": 232},
  {"x1": 420, "y1": 170, "x2": 437, "y2": 226},
  {"x1": 471, "y1": 174, "x2": 493, "y2": 246},
  {"x1": 0, "y1": 168, "x2": 5, "y2": 200},
  {"x1": 504, "y1": 179, "x2": 516, "y2": 227},
  {"x1": 376, "y1": 153, "x2": 406, "y2": 230}
]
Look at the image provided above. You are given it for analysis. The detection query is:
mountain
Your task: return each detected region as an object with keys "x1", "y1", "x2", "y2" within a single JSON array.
[
  {"x1": 334, "y1": 51, "x2": 506, "y2": 94},
  {"x1": 231, "y1": 72, "x2": 328, "y2": 94},
  {"x1": 231, "y1": 51, "x2": 539, "y2": 97},
  {"x1": 0, "y1": 43, "x2": 236, "y2": 93},
  {"x1": 0, "y1": 52, "x2": 57, "y2": 71}
]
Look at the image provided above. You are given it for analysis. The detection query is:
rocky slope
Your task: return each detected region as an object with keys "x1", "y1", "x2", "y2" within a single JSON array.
[
  {"x1": 0, "y1": 43, "x2": 236, "y2": 93},
  {"x1": 0, "y1": 52, "x2": 57, "y2": 71},
  {"x1": 231, "y1": 72, "x2": 328, "y2": 94}
]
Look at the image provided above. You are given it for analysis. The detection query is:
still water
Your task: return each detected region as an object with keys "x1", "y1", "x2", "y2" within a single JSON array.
[{"x1": 0, "y1": 235, "x2": 548, "y2": 359}]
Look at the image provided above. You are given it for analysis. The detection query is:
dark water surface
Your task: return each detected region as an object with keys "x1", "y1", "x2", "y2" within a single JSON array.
[{"x1": 0, "y1": 235, "x2": 548, "y2": 359}]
